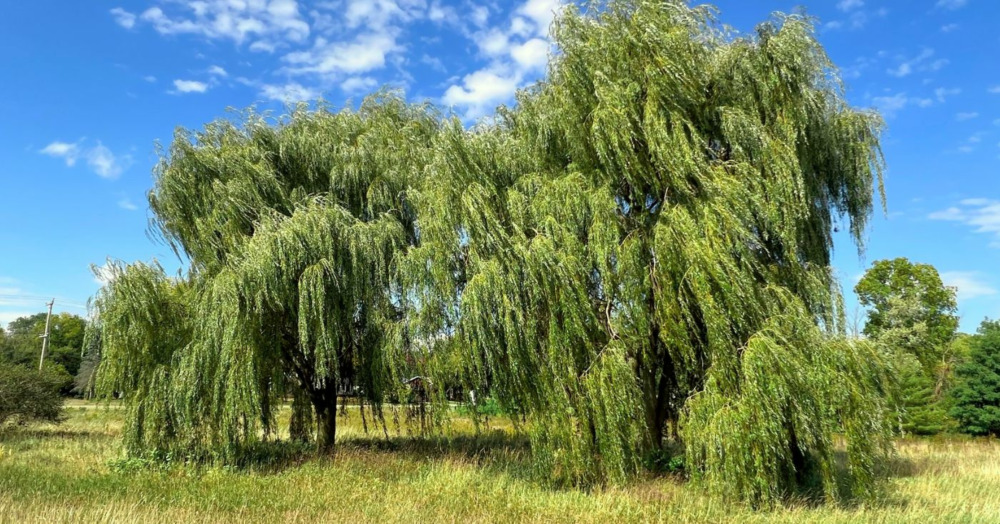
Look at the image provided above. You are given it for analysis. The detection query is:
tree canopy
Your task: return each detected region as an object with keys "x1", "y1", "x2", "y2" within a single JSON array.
[
  {"x1": 94, "y1": 0, "x2": 893, "y2": 506},
  {"x1": 950, "y1": 320, "x2": 1000, "y2": 436},
  {"x1": 855, "y1": 257, "x2": 959, "y2": 369},
  {"x1": 1, "y1": 312, "x2": 86, "y2": 378},
  {"x1": 96, "y1": 95, "x2": 440, "y2": 455}
]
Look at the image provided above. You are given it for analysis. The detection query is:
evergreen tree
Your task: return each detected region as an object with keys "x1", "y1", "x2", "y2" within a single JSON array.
[{"x1": 950, "y1": 320, "x2": 1000, "y2": 436}]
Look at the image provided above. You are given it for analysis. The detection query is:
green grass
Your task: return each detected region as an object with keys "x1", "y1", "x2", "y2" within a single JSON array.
[{"x1": 1, "y1": 403, "x2": 999, "y2": 523}]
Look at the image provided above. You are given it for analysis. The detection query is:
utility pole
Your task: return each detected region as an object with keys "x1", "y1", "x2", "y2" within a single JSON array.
[{"x1": 38, "y1": 298, "x2": 54, "y2": 371}]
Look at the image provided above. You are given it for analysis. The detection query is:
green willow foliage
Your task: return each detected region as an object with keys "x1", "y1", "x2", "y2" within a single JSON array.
[
  {"x1": 97, "y1": 96, "x2": 441, "y2": 453},
  {"x1": 403, "y1": 1, "x2": 891, "y2": 505},
  {"x1": 95, "y1": 0, "x2": 893, "y2": 506}
]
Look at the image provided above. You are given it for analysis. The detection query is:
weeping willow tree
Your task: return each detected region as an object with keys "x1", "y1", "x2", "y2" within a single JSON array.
[
  {"x1": 95, "y1": 0, "x2": 895, "y2": 506},
  {"x1": 96, "y1": 94, "x2": 440, "y2": 453},
  {"x1": 401, "y1": 0, "x2": 893, "y2": 505}
]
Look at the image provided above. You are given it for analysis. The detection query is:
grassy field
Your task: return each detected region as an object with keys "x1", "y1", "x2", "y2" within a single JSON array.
[{"x1": 1, "y1": 402, "x2": 999, "y2": 523}]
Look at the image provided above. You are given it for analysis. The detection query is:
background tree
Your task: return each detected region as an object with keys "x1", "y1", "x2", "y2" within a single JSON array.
[
  {"x1": 855, "y1": 259, "x2": 960, "y2": 434},
  {"x1": 403, "y1": 0, "x2": 891, "y2": 506},
  {"x1": 1, "y1": 312, "x2": 86, "y2": 393},
  {"x1": 855, "y1": 258, "x2": 959, "y2": 368},
  {"x1": 950, "y1": 320, "x2": 1000, "y2": 436},
  {"x1": 96, "y1": 95, "x2": 440, "y2": 454}
]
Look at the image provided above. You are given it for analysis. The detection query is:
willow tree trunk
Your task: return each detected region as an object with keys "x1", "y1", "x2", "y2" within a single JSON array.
[{"x1": 312, "y1": 388, "x2": 338, "y2": 451}]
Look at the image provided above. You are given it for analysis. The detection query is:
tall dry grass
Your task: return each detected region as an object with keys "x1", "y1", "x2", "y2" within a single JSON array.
[{"x1": 1, "y1": 403, "x2": 998, "y2": 523}]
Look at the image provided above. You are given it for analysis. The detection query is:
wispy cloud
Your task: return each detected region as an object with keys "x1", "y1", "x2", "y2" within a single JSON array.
[
  {"x1": 936, "y1": 0, "x2": 968, "y2": 9},
  {"x1": 86, "y1": 142, "x2": 128, "y2": 179},
  {"x1": 935, "y1": 87, "x2": 961, "y2": 102},
  {"x1": 118, "y1": 197, "x2": 138, "y2": 211},
  {"x1": 940, "y1": 23, "x2": 959, "y2": 32},
  {"x1": 956, "y1": 112, "x2": 979, "y2": 121},
  {"x1": 940, "y1": 271, "x2": 998, "y2": 301},
  {"x1": 887, "y1": 48, "x2": 947, "y2": 77},
  {"x1": 824, "y1": 6, "x2": 887, "y2": 32},
  {"x1": 110, "y1": 7, "x2": 136, "y2": 29},
  {"x1": 929, "y1": 199, "x2": 1000, "y2": 247},
  {"x1": 115, "y1": 0, "x2": 309, "y2": 48},
  {"x1": 259, "y1": 82, "x2": 321, "y2": 102},
  {"x1": 870, "y1": 92, "x2": 933, "y2": 117},
  {"x1": 836, "y1": 0, "x2": 864, "y2": 12},
  {"x1": 172, "y1": 79, "x2": 209, "y2": 94},
  {"x1": 39, "y1": 140, "x2": 129, "y2": 179},
  {"x1": 39, "y1": 141, "x2": 82, "y2": 166}
]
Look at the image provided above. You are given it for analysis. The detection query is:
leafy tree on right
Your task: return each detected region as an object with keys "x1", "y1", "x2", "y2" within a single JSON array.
[{"x1": 854, "y1": 258, "x2": 960, "y2": 434}]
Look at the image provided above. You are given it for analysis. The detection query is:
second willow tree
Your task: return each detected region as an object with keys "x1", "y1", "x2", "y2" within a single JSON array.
[{"x1": 404, "y1": 1, "x2": 893, "y2": 505}]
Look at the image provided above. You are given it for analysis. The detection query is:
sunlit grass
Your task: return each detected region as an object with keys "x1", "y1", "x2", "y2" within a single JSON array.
[{"x1": 1, "y1": 404, "x2": 998, "y2": 523}]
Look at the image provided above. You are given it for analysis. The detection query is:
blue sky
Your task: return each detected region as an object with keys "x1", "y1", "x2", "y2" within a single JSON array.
[{"x1": 0, "y1": 0, "x2": 996, "y2": 332}]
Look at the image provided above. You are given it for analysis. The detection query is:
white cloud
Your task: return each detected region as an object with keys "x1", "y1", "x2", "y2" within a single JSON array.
[
  {"x1": 340, "y1": 76, "x2": 378, "y2": 94},
  {"x1": 988, "y1": 86, "x2": 1000, "y2": 94},
  {"x1": 940, "y1": 271, "x2": 997, "y2": 301},
  {"x1": 283, "y1": 32, "x2": 399, "y2": 76},
  {"x1": 208, "y1": 65, "x2": 228, "y2": 77},
  {"x1": 936, "y1": 0, "x2": 968, "y2": 9},
  {"x1": 40, "y1": 140, "x2": 129, "y2": 179},
  {"x1": 887, "y1": 48, "x2": 944, "y2": 77},
  {"x1": 421, "y1": 54, "x2": 446, "y2": 73},
  {"x1": 956, "y1": 112, "x2": 979, "y2": 121},
  {"x1": 172, "y1": 79, "x2": 209, "y2": 93},
  {"x1": 935, "y1": 87, "x2": 961, "y2": 102},
  {"x1": 86, "y1": 142, "x2": 128, "y2": 179},
  {"x1": 249, "y1": 40, "x2": 277, "y2": 53},
  {"x1": 110, "y1": 7, "x2": 137, "y2": 29},
  {"x1": 118, "y1": 197, "x2": 138, "y2": 211},
  {"x1": 39, "y1": 141, "x2": 81, "y2": 166},
  {"x1": 929, "y1": 199, "x2": 1000, "y2": 247},
  {"x1": 441, "y1": 1, "x2": 563, "y2": 120},
  {"x1": 143, "y1": 75, "x2": 157, "y2": 83},
  {"x1": 941, "y1": 23, "x2": 959, "y2": 32},
  {"x1": 511, "y1": 38, "x2": 549, "y2": 71},
  {"x1": 837, "y1": 0, "x2": 864, "y2": 11},
  {"x1": 259, "y1": 82, "x2": 321, "y2": 102},
  {"x1": 134, "y1": 0, "x2": 309, "y2": 45},
  {"x1": 476, "y1": 29, "x2": 511, "y2": 57},
  {"x1": 443, "y1": 68, "x2": 521, "y2": 119},
  {"x1": 871, "y1": 92, "x2": 932, "y2": 116},
  {"x1": 517, "y1": 0, "x2": 561, "y2": 37}
]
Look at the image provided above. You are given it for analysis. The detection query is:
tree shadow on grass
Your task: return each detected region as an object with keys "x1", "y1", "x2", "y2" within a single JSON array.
[
  {"x1": 229, "y1": 429, "x2": 534, "y2": 478},
  {"x1": 0, "y1": 427, "x2": 106, "y2": 443},
  {"x1": 780, "y1": 449, "x2": 917, "y2": 511}
]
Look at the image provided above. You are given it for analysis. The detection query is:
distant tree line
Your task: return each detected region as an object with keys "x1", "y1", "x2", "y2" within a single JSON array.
[
  {"x1": 855, "y1": 257, "x2": 1000, "y2": 437},
  {"x1": 0, "y1": 311, "x2": 97, "y2": 426}
]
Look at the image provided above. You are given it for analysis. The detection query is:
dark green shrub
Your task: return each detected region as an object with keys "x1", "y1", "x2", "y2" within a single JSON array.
[{"x1": 0, "y1": 365, "x2": 65, "y2": 426}]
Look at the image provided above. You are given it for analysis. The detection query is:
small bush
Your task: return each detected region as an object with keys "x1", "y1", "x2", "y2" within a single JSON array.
[{"x1": 0, "y1": 365, "x2": 65, "y2": 426}]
